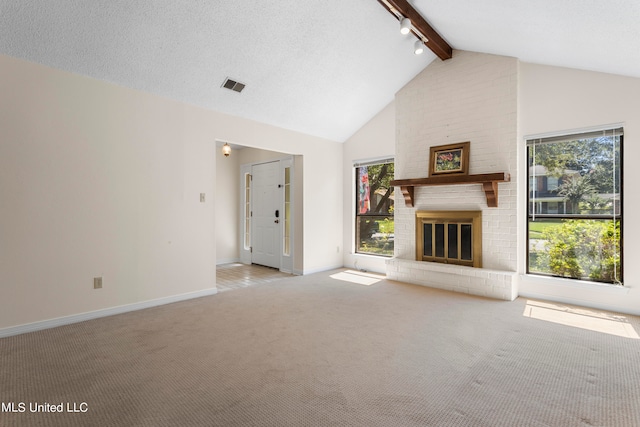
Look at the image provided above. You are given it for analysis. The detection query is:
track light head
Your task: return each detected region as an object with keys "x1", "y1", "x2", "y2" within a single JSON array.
[
  {"x1": 400, "y1": 17, "x2": 411, "y2": 35},
  {"x1": 414, "y1": 39, "x2": 424, "y2": 55}
]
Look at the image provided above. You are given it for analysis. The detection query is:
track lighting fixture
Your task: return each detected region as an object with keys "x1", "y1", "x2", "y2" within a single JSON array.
[
  {"x1": 378, "y1": 0, "x2": 452, "y2": 60},
  {"x1": 400, "y1": 17, "x2": 411, "y2": 35},
  {"x1": 399, "y1": 14, "x2": 428, "y2": 55}
]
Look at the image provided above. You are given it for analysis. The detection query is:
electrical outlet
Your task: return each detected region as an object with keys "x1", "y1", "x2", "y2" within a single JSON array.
[
  {"x1": 94, "y1": 277, "x2": 103, "y2": 289},
  {"x1": 200, "y1": 193, "x2": 206, "y2": 203}
]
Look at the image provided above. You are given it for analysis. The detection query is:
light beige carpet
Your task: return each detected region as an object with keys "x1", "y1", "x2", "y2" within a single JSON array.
[{"x1": 1, "y1": 269, "x2": 640, "y2": 426}]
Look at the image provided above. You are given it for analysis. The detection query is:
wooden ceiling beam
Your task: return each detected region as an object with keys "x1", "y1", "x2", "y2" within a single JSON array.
[{"x1": 377, "y1": 0, "x2": 452, "y2": 60}]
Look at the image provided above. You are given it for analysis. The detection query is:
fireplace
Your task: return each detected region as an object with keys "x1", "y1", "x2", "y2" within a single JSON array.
[
  {"x1": 416, "y1": 211, "x2": 482, "y2": 267},
  {"x1": 385, "y1": 51, "x2": 518, "y2": 301}
]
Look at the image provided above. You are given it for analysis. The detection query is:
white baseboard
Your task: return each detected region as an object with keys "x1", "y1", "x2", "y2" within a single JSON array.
[
  {"x1": 216, "y1": 258, "x2": 241, "y2": 265},
  {"x1": 0, "y1": 287, "x2": 218, "y2": 338},
  {"x1": 302, "y1": 264, "x2": 344, "y2": 275}
]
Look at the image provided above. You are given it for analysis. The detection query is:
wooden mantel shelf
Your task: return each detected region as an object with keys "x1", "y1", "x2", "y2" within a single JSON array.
[{"x1": 390, "y1": 172, "x2": 510, "y2": 208}]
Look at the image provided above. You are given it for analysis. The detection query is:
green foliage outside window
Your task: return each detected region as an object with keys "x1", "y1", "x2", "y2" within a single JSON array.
[{"x1": 530, "y1": 220, "x2": 621, "y2": 283}]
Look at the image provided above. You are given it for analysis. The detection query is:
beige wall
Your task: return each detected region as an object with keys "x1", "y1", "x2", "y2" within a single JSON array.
[
  {"x1": 518, "y1": 62, "x2": 640, "y2": 315},
  {"x1": 0, "y1": 54, "x2": 343, "y2": 330},
  {"x1": 342, "y1": 101, "x2": 396, "y2": 273},
  {"x1": 237, "y1": 147, "x2": 287, "y2": 165},
  {"x1": 215, "y1": 144, "x2": 240, "y2": 264},
  {"x1": 0, "y1": 56, "x2": 217, "y2": 330}
]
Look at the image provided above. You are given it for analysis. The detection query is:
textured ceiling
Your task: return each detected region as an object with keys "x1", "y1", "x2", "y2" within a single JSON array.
[
  {"x1": 1, "y1": 1, "x2": 638, "y2": 142},
  {"x1": 414, "y1": 0, "x2": 640, "y2": 79}
]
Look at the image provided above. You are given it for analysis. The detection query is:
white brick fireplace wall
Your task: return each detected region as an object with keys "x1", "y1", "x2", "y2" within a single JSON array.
[{"x1": 387, "y1": 50, "x2": 518, "y2": 300}]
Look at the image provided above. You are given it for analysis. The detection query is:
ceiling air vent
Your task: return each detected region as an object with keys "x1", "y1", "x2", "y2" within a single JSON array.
[{"x1": 222, "y1": 77, "x2": 246, "y2": 93}]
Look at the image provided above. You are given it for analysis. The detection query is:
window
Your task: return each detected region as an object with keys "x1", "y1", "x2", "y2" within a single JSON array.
[
  {"x1": 527, "y1": 128, "x2": 622, "y2": 284},
  {"x1": 244, "y1": 173, "x2": 251, "y2": 249},
  {"x1": 355, "y1": 159, "x2": 394, "y2": 256},
  {"x1": 283, "y1": 166, "x2": 291, "y2": 256}
]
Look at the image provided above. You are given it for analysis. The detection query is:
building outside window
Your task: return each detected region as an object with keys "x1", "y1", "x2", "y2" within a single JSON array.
[
  {"x1": 355, "y1": 159, "x2": 394, "y2": 257},
  {"x1": 527, "y1": 127, "x2": 622, "y2": 284}
]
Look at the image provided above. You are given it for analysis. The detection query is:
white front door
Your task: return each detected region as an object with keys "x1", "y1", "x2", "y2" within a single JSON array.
[{"x1": 251, "y1": 161, "x2": 281, "y2": 269}]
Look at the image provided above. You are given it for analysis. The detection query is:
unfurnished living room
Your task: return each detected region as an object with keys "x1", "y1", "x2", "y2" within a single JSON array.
[{"x1": 1, "y1": 1, "x2": 640, "y2": 426}]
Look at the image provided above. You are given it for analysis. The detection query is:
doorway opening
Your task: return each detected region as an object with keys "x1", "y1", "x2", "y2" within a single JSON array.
[{"x1": 241, "y1": 157, "x2": 297, "y2": 273}]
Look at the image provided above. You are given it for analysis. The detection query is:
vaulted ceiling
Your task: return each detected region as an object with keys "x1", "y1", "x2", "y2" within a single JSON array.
[{"x1": 1, "y1": 1, "x2": 638, "y2": 142}]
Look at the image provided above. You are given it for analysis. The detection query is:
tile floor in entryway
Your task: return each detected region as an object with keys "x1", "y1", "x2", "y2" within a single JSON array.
[{"x1": 216, "y1": 263, "x2": 292, "y2": 292}]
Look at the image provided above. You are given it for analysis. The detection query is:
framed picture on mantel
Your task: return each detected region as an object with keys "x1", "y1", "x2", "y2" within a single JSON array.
[{"x1": 429, "y1": 141, "x2": 470, "y2": 176}]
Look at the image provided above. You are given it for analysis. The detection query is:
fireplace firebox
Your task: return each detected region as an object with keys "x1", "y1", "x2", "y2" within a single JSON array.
[{"x1": 416, "y1": 211, "x2": 482, "y2": 267}]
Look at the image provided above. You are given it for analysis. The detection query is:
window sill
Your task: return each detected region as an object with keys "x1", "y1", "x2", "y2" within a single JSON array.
[
  {"x1": 353, "y1": 252, "x2": 393, "y2": 259},
  {"x1": 520, "y1": 274, "x2": 629, "y2": 294}
]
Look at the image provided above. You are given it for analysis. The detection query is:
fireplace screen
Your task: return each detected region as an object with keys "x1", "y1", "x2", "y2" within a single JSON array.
[{"x1": 416, "y1": 211, "x2": 482, "y2": 267}]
